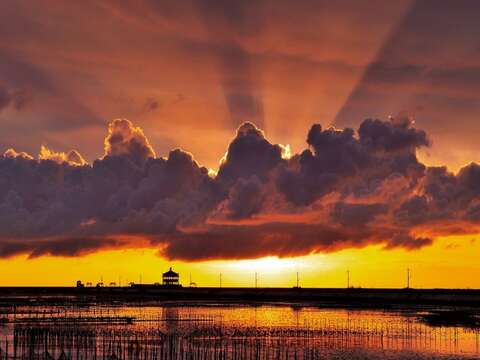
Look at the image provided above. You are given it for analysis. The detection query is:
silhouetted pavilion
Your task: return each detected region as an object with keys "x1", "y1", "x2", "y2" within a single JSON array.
[{"x1": 162, "y1": 267, "x2": 179, "y2": 286}]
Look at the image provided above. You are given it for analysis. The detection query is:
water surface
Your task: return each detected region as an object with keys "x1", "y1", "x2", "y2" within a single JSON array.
[{"x1": 0, "y1": 303, "x2": 478, "y2": 359}]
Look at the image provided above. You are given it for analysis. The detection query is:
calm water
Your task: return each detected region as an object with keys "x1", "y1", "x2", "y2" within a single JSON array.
[{"x1": 0, "y1": 303, "x2": 478, "y2": 359}]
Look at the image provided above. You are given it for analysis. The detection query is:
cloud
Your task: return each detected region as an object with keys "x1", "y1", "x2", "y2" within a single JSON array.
[
  {"x1": 383, "y1": 233, "x2": 433, "y2": 251},
  {"x1": 213, "y1": 175, "x2": 265, "y2": 220},
  {"x1": 359, "y1": 117, "x2": 429, "y2": 152},
  {"x1": 277, "y1": 117, "x2": 427, "y2": 206},
  {"x1": 0, "y1": 237, "x2": 124, "y2": 258},
  {"x1": 2, "y1": 116, "x2": 480, "y2": 260},
  {"x1": 161, "y1": 222, "x2": 373, "y2": 261},
  {"x1": 103, "y1": 119, "x2": 156, "y2": 165},
  {"x1": 217, "y1": 122, "x2": 284, "y2": 184},
  {"x1": 331, "y1": 202, "x2": 387, "y2": 228},
  {"x1": 39, "y1": 145, "x2": 87, "y2": 166},
  {"x1": 3, "y1": 148, "x2": 33, "y2": 160}
]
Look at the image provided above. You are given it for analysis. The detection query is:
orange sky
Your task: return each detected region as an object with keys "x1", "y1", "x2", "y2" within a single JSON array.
[
  {"x1": 1, "y1": 1, "x2": 480, "y2": 287},
  {"x1": 2, "y1": 234, "x2": 478, "y2": 288}
]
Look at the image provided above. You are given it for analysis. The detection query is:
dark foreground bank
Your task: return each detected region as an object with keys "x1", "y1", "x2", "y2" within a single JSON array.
[{"x1": 0, "y1": 286, "x2": 479, "y2": 308}]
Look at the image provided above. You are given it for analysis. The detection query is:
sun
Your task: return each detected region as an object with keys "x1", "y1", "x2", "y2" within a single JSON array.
[{"x1": 227, "y1": 256, "x2": 300, "y2": 274}]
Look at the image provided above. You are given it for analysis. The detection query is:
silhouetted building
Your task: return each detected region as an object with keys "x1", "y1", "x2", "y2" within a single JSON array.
[{"x1": 163, "y1": 267, "x2": 180, "y2": 286}]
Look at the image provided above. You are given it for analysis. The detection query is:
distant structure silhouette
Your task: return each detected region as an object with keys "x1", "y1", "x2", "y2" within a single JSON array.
[
  {"x1": 293, "y1": 272, "x2": 301, "y2": 289},
  {"x1": 163, "y1": 267, "x2": 180, "y2": 287},
  {"x1": 189, "y1": 273, "x2": 197, "y2": 287},
  {"x1": 407, "y1": 268, "x2": 411, "y2": 289}
]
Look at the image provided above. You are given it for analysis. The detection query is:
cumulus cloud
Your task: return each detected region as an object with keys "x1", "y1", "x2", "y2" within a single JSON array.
[
  {"x1": 277, "y1": 118, "x2": 427, "y2": 206},
  {"x1": 213, "y1": 175, "x2": 265, "y2": 220},
  {"x1": 39, "y1": 145, "x2": 87, "y2": 166},
  {"x1": 359, "y1": 118, "x2": 429, "y2": 152},
  {"x1": 2, "y1": 116, "x2": 480, "y2": 260},
  {"x1": 103, "y1": 118, "x2": 156, "y2": 165},
  {"x1": 3, "y1": 148, "x2": 33, "y2": 160},
  {"x1": 217, "y1": 122, "x2": 284, "y2": 184}
]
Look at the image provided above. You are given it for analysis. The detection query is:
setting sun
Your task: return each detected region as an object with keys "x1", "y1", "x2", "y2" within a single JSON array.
[{"x1": 227, "y1": 257, "x2": 300, "y2": 273}]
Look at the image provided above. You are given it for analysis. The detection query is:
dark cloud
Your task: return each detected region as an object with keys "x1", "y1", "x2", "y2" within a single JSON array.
[
  {"x1": 214, "y1": 175, "x2": 265, "y2": 220},
  {"x1": 394, "y1": 195, "x2": 430, "y2": 226},
  {"x1": 2, "y1": 117, "x2": 480, "y2": 260},
  {"x1": 217, "y1": 122, "x2": 284, "y2": 184},
  {"x1": 161, "y1": 222, "x2": 374, "y2": 261},
  {"x1": 277, "y1": 118, "x2": 427, "y2": 206},
  {"x1": 278, "y1": 123, "x2": 368, "y2": 206},
  {"x1": 384, "y1": 233, "x2": 433, "y2": 251},
  {"x1": 332, "y1": 202, "x2": 387, "y2": 228},
  {"x1": 0, "y1": 237, "x2": 123, "y2": 258},
  {"x1": 359, "y1": 118, "x2": 429, "y2": 152},
  {"x1": 103, "y1": 119, "x2": 156, "y2": 166}
]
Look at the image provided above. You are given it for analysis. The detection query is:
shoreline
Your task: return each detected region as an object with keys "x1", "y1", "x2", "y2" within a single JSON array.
[{"x1": 0, "y1": 286, "x2": 479, "y2": 308}]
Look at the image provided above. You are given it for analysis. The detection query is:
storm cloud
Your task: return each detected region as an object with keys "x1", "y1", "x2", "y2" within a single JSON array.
[{"x1": 1, "y1": 117, "x2": 479, "y2": 261}]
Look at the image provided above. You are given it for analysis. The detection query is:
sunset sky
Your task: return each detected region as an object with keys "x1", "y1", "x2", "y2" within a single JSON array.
[{"x1": 1, "y1": 0, "x2": 480, "y2": 287}]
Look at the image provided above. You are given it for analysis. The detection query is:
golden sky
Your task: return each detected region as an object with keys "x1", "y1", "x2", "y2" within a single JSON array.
[
  {"x1": 1, "y1": 1, "x2": 480, "y2": 287},
  {"x1": 2, "y1": 234, "x2": 478, "y2": 288}
]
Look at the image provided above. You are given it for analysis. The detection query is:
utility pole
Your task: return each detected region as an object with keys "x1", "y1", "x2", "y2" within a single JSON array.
[
  {"x1": 347, "y1": 269, "x2": 350, "y2": 289},
  {"x1": 407, "y1": 268, "x2": 410, "y2": 289},
  {"x1": 219, "y1": 273, "x2": 222, "y2": 288},
  {"x1": 296, "y1": 272, "x2": 299, "y2": 288},
  {"x1": 255, "y1": 272, "x2": 258, "y2": 288}
]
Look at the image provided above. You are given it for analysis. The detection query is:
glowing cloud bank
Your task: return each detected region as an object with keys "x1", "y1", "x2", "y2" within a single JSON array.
[{"x1": 1, "y1": 117, "x2": 478, "y2": 260}]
